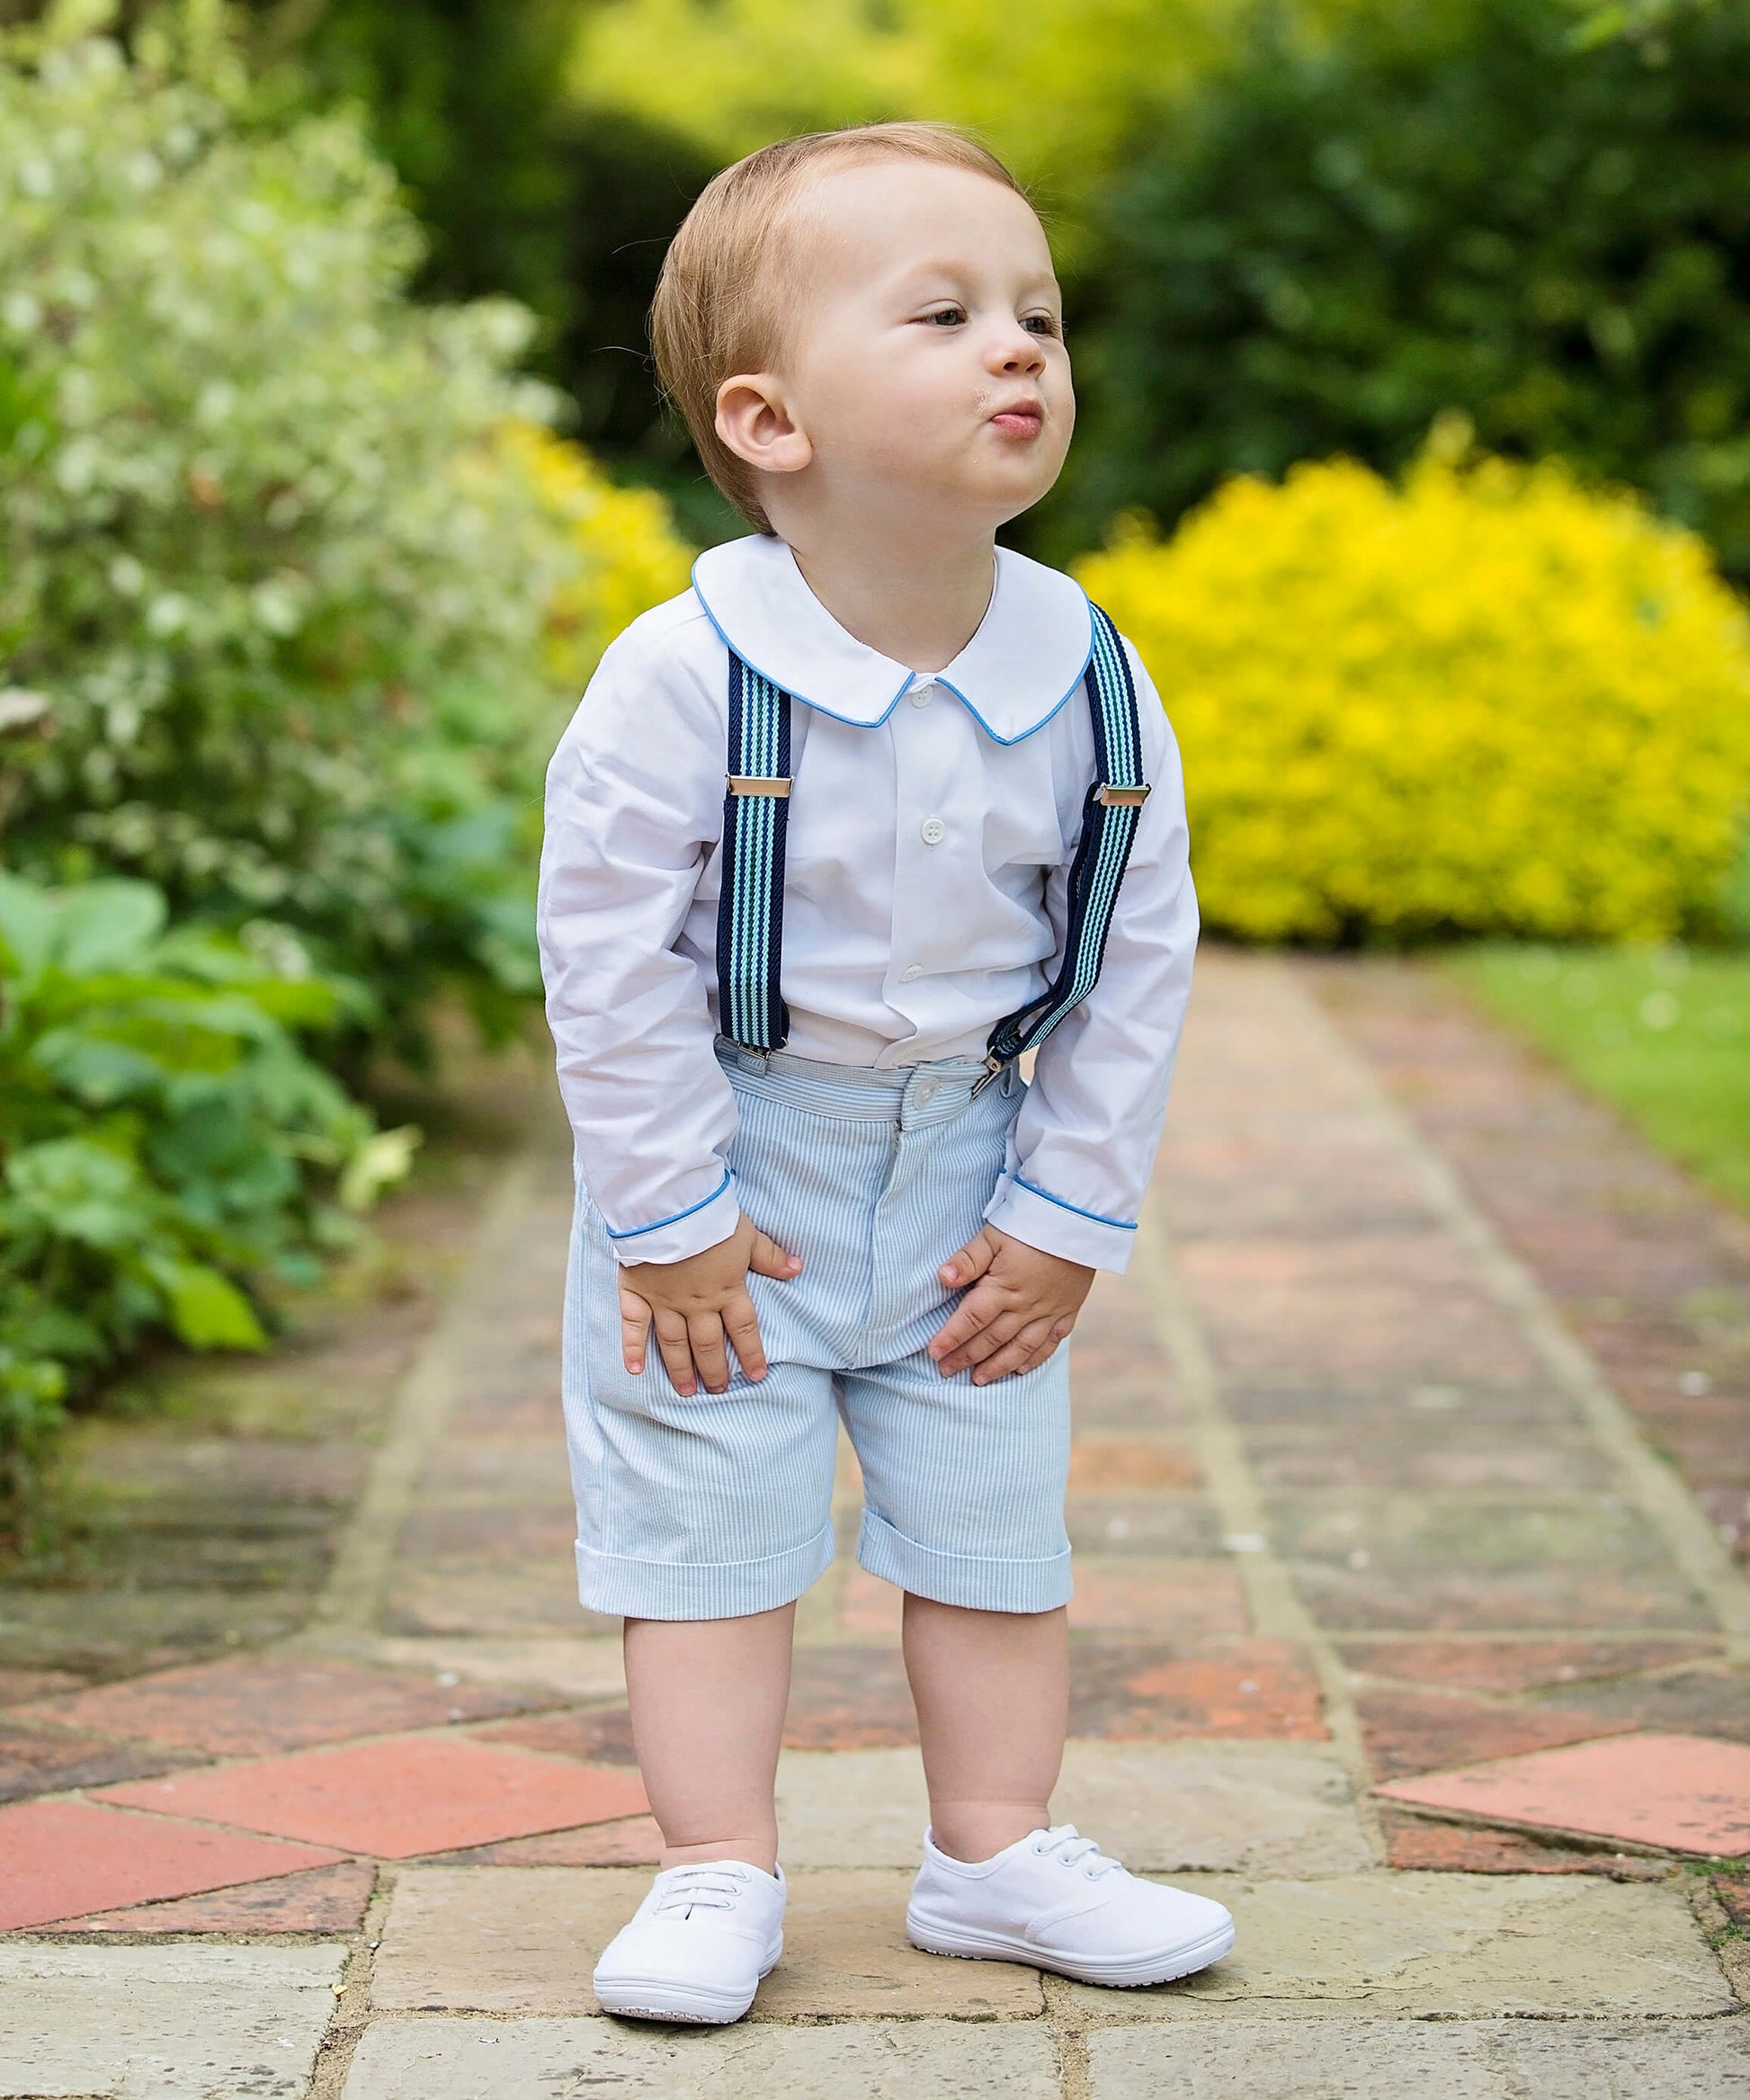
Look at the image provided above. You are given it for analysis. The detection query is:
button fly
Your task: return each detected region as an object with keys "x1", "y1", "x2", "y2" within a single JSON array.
[
  {"x1": 914, "y1": 1079, "x2": 938, "y2": 1106},
  {"x1": 921, "y1": 818, "x2": 946, "y2": 845}
]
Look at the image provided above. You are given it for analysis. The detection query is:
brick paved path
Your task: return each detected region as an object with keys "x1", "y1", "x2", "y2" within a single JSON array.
[{"x1": 3, "y1": 954, "x2": 1748, "y2": 2096}]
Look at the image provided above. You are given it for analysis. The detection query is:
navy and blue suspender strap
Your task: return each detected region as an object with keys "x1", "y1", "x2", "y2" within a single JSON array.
[
  {"x1": 716, "y1": 651, "x2": 794, "y2": 1052},
  {"x1": 971, "y1": 602, "x2": 1151, "y2": 1095},
  {"x1": 715, "y1": 600, "x2": 1149, "y2": 1069}
]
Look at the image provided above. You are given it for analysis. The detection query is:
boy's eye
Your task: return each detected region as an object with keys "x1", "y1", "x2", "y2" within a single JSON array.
[
  {"x1": 1022, "y1": 313, "x2": 1061, "y2": 337},
  {"x1": 923, "y1": 306, "x2": 966, "y2": 326}
]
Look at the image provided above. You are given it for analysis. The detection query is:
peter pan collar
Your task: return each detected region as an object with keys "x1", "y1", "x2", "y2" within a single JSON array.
[{"x1": 690, "y1": 533, "x2": 1094, "y2": 746}]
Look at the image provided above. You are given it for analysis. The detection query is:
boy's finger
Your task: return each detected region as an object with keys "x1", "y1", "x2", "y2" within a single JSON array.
[
  {"x1": 972, "y1": 1319, "x2": 1059, "y2": 1386},
  {"x1": 722, "y1": 1291, "x2": 768, "y2": 1382},
  {"x1": 938, "y1": 1228, "x2": 997, "y2": 1290},
  {"x1": 926, "y1": 1281, "x2": 1008, "y2": 1363},
  {"x1": 652, "y1": 1309, "x2": 698, "y2": 1397},
  {"x1": 937, "y1": 1308, "x2": 1027, "y2": 1376},
  {"x1": 747, "y1": 1229, "x2": 803, "y2": 1281},
  {"x1": 619, "y1": 1290, "x2": 653, "y2": 1376},
  {"x1": 687, "y1": 1311, "x2": 733, "y2": 1393}
]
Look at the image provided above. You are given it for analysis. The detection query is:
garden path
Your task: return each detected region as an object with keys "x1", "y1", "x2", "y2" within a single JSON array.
[{"x1": 3, "y1": 952, "x2": 1748, "y2": 2097}]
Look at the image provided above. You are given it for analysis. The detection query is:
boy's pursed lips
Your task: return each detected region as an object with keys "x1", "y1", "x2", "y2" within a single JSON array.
[{"x1": 988, "y1": 394, "x2": 1044, "y2": 435}]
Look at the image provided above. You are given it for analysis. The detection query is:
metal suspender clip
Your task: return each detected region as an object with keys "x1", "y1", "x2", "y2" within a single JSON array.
[
  {"x1": 969, "y1": 1052, "x2": 1008, "y2": 1099},
  {"x1": 1096, "y1": 782, "x2": 1151, "y2": 807},
  {"x1": 727, "y1": 774, "x2": 792, "y2": 798}
]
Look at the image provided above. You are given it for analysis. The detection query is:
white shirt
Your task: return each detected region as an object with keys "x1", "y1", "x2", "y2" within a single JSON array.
[{"x1": 537, "y1": 532, "x2": 1198, "y2": 1274}]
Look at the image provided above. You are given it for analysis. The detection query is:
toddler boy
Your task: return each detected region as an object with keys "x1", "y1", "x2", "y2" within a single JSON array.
[{"x1": 538, "y1": 121, "x2": 1228, "y2": 2023}]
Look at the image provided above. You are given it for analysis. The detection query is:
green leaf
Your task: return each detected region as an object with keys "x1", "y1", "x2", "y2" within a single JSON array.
[
  {"x1": 338, "y1": 1123, "x2": 423, "y2": 1211},
  {"x1": 141, "y1": 1256, "x2": 268, "y2": 1352},
  {"x1": 4, "y1": 1139, "x2": 152, "y2": 1250},
  {"x1": 52, "y1": 881, "x2": 169, "y2": 978},
  {"x1": 0, "y1": 873, "x2": 55, "y2": 989}
]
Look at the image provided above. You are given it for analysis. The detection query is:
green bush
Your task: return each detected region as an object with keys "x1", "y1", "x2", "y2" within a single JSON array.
[
  {"x1": 1058, "y1": 0, "x2": 1750, "y2": 574},
  {"x1": 1076, "y1": 449, "x2": 1750, "y2": 944},
  {"x1": 0, "y1": 8, "x2": 577, "y2": 1057},
  {"x1": 0, "y1": 870, "x2": 417, "y2": 1523}
]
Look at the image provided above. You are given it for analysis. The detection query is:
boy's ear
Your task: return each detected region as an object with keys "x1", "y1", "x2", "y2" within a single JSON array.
[{"x1": 715, "y1": 374, "x2": 812, "y2": 477}]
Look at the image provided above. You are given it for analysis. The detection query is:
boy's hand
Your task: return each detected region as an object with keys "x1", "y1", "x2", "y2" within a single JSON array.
[
  {"x1": 928, "y1": 1225, "x2": 1094, "y2": 1385},
  {"x1": 620, "y1": 1215, "x2": 802, "y2": 1396}
]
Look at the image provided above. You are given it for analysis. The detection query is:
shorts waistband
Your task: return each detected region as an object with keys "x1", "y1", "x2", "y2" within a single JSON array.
[{"x1": 713, "y1": 1036, "x2": 1013, "y2": 1125}]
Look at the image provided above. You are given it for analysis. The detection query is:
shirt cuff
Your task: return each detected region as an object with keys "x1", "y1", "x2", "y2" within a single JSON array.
[
  {"x1": 985, "y1": 1171, "x2": 1139, "y2": 1274},
  {"x1": 606, "y1": 1170, "x2": 741, "y2": 1266}
]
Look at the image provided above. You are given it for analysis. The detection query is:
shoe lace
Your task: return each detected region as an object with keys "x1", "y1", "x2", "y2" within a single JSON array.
[
  {"x1": 1031, "y1": 1824, "x2": 1122, "y2": 1880},
  {"x1": 651, "y1": 1863, "x2": 754, "y2": 1917}
]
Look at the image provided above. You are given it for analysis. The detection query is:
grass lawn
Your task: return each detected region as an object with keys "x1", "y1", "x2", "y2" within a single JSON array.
[{"x1": 1447, "y1": 944, "x2": 1750, "y2": 1215}]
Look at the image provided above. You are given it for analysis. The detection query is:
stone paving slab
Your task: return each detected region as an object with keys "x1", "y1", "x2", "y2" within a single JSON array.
[
  {"x1": 771, "y1": 1743, "x2": 1373, "y2": 1873},
  {"x1": 0, "y1": 1941, "x2": 345, "y2": 2098},
  {"x1": 343, "y1": 2015, "x2": 1060, "y2": 2099},
  {"x1": 1085, "y1": 2017, "x2": 1750, "y2": 2097},
  {"x1": 354, "y1": 1632, "x2": 627, "y2": 1702},
  {"x1": 372, "y1": 1865, "x2": 1042, "y2": 2019},
  {"x1": 1055, "y1": 1870, "x2": 1733, "y2": 2019}
]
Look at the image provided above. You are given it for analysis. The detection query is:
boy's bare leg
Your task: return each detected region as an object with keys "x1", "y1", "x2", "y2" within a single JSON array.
[
  {"x1": 623, "y1": 1603, "x2": 795, "y2": 1873},
  {"x1": 903, "y1": 1594, "x2": 1068, "y2": 1863}
]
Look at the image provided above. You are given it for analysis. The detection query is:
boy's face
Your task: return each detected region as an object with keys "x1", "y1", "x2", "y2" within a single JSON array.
[{"x1": 724, "y1": 159, "x2": 1074, "y2": 532}]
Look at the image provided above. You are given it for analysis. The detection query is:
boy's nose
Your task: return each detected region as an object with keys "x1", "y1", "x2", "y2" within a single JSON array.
[{"x1": 988, "y1": 330, "x2": 1047, "y2": 376}]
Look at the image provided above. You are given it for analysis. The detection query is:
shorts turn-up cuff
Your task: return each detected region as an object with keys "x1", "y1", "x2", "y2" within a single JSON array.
[
  {"x1": 577, "y1": 1521, "x2": 835, "y2": 1622},
  {"x1": 857, "y1": 1508, "x2": 1073, "y2": 1615}
]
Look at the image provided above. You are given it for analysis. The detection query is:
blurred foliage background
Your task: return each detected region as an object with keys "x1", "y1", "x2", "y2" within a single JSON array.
[{"x1": 2, "y1": 0, "x2": 1747, "y2": 1522}]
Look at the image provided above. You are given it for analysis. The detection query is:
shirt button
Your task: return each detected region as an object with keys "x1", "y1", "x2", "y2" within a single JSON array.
[
  {"x1": 908, "y1": 683, "x2": 934, "y2": 707},
  {"x1": 921, "y1": 817, "x2": 946, "y2": 845},
  {"x1": 900, "y1": 964, "x2": 923, "y2": 982}
]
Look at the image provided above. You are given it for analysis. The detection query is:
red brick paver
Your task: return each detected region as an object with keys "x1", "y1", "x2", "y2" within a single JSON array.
[
  {"x1": 0, "y1": 1720, "x2": 198, "y2": 1803},
  {"x1": 1353, "y1": 1684, "x2": 1635, "y2": 1781},
  {"x1": 94, "y1": 1735, "x2": 649, "y2": 1859},
  {"x1": 0, "y1": 1798, "x2": 344, "y2": 1932},
  {"x1": 56, "y1": 1860, "x2": 377, "y2": 1934},
  {"x1": 20, "y1": 1655, "x2": 544, "y2": 1756},
  {"x1": 1377, "y1": 1732, "x2": 1750, "y2": 1855}
]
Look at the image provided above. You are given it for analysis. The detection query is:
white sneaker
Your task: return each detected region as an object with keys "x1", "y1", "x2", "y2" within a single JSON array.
[
  {"x1": 906, "y1": 1823, "x2": 1234, "y2": 1988},
  {"x1": 592, "y1": 1859, "x2": 785, "y2": 2023}
]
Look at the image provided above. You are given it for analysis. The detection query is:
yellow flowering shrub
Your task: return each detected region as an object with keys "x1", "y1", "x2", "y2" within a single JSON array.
[
  {"x1": 1076, "y1": 454, "x2": 1750, "y2": 943},
  {"x1": 496, "y1": 421, "x2": 694, "y2": 692}
]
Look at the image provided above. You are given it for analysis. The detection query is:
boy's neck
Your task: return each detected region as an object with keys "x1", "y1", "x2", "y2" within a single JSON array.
[{"x1": 780, "y1": 517, "x2": 1000, "y2": 677}]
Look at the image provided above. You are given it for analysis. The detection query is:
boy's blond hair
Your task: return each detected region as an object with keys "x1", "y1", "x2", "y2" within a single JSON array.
[{"x1": 650, "y1": 122, "x2": 1024, "y2": 535}]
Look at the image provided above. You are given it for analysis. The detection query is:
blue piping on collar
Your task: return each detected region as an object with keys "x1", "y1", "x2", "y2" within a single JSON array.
[{"x1": 688, "y1": 551, "x2": 1097, "y2": 749}]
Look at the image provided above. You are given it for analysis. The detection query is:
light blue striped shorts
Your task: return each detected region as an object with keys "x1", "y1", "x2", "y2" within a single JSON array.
[{"x1": 560, "y1": 1041, "x2": 1074, "y2": 1621}]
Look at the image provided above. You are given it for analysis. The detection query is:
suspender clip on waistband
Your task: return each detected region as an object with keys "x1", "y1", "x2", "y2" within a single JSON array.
[{"x1": 969, "y1": 1053, "x2": 1009, "y2": 1099}]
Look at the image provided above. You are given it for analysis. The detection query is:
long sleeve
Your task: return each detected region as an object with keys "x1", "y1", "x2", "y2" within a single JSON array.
[
  {"x1": 984, "y1": 639, "x2": 1199, "y2": 1273},
  {"x1": 536, "y1": 617, "x2": 744, "y2": 1264}
]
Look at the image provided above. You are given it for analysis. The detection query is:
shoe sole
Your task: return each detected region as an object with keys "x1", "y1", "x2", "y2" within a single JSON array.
[
  {"x1": 594, "y1": 1947, "x2": 781, "y2": 2025},
  {"x1": 906, "y1": 1914, "x2": 1235, "y2": 1988}
]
